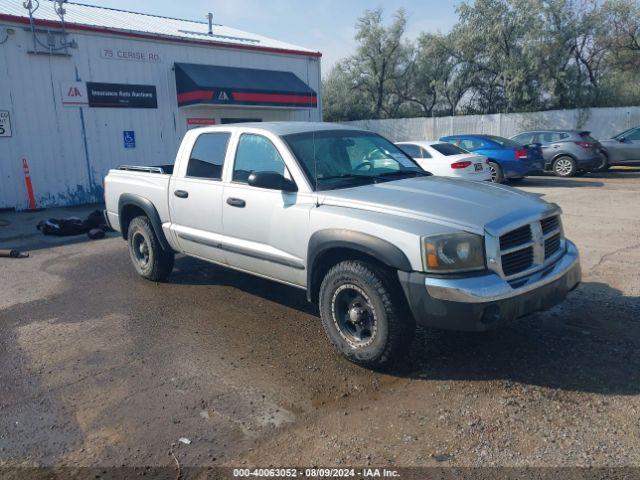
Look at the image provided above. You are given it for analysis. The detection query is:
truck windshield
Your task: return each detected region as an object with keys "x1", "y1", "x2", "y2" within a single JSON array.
[{"x1": 283, "y1": 130, "x2": 425, "y2": 191}]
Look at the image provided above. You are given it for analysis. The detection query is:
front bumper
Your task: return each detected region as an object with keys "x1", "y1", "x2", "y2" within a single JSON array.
[{"x1": 398, "y1": 241, "x2": 581, "y2": 331}]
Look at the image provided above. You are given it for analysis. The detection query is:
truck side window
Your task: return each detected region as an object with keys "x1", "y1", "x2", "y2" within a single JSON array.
[
  {"x1": 233, "y1": 134, "x2": 288, "y2": 183},
  {"x1": 186, "y1": 132, "x2": 231, "y2": 180}
]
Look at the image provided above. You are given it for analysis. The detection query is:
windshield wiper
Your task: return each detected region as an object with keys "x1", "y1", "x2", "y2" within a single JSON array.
[
  {"x1": 376, "y1": 170, "x2": 431, "y2": 179},
  {"x1": 319, "y1": 174, "x2": 374, "y2": 181}
]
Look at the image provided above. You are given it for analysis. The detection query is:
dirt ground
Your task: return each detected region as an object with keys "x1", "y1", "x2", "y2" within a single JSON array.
[{"x1": 1, "y1": 170, "x2": 639, "y2": 472}]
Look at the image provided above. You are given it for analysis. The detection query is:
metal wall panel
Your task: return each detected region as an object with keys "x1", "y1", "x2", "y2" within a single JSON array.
[
  {"x1": 346, "y1": 107, "x2": 640, "y2": 143},
  {"x1": 0, "y1": 24, "x2": 321, "y2": 209}
]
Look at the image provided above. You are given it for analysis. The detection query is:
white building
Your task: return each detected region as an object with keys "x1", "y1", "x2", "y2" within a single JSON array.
[{"x1": 0, "y1": 0, "x2": 322, "y2": 210}]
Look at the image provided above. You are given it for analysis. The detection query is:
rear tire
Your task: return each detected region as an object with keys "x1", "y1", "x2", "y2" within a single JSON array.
[
  {"x1": 127, "y1": 215, "x2": 174, "y2": 281},
  {"x1": 319, "y1": 260, "x2": 415, "y2": 369},
  {"x1": 487, "y1": 161, "x2": 504, "y2": 183},
  {"x1": 552, "y1": 156, "x2": 577, "y2": 177}
]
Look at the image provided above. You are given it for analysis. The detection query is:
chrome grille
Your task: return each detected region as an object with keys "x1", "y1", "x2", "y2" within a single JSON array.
[
  {"x1": 545, "y1": 233, "x2": 561, "y2": 258},
  {"x1": 501, "y1": 247, "x2": 534, "y2": 276},
  {"x1": 499, "y1": 225, "x2": 531, "y2": 250},
  {"x1": 497, "y1": 214, "x2": 564, "y2": 279},
  {"x1": 541, "y1": 215, "x2": 560, "y2": 235}
]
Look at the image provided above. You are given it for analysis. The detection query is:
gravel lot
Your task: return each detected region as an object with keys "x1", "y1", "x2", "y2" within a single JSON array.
[{"x1": 1, "y1": 170, "x2": 639, "y2": 471}]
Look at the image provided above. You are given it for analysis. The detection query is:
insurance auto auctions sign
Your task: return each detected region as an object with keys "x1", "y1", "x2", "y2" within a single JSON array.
[
  {"x1": 86, "y1": 82, "x2": 158, "y2": 109},
  {"x1": 0, "y1": 110, "x2": 12, "y2": 137}
]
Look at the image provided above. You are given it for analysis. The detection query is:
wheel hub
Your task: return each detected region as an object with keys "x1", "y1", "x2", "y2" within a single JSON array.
[
  {"x1": 332, "y1": 284, "x2": 377, "y2": 348},
  {"x1": 132, "y1": 232, "x2": 150, "y2": 267},
  {"x1": 348, "y1": 304, "x2": 367, "y2": 324},
  {"x1": 556, "y1": 159, "x2": 573, "y2": 175}
]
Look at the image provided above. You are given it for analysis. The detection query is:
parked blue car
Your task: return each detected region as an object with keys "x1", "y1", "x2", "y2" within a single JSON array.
[{"x1": 439, "y1": 134, "x2": 544, "y2": 183}]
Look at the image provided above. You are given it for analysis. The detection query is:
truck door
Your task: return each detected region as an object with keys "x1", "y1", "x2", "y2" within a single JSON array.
[
  {"x1": 221, "y1": 133, "x2": 310, "y2": 287},
  {"x1": 169, "y1": 131, "x2": 231, "y2": 264}
]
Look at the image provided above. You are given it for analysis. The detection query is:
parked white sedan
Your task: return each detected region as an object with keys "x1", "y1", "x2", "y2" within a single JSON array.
[{"x1": 396, "y1": 141, "x2": 491, "y2": 181}]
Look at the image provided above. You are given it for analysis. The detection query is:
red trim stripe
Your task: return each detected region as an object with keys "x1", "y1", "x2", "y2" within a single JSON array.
[
  {"x1": 0, "y1": 14, "x2": 322, "y2": 58},
  {"x1": 232, "y1": 92, "x2": 317, "y2": 105},
  {"x1": 177, "y1": 90, "x2": 214, "y2": 104}
]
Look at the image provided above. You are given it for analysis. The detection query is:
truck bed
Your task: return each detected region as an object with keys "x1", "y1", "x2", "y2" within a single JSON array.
[{"x1": 104, "y1": 165, "x2": 174, "y2": 235}]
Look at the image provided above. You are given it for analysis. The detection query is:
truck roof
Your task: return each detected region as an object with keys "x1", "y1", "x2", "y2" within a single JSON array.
[{"x1": 200, "y1": 121, "x2": 365, "y2": 136}]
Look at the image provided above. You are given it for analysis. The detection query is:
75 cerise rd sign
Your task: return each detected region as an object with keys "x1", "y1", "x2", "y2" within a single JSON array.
[{"x1": 100, "y1": 48, "x2": 161, "y2": 63}]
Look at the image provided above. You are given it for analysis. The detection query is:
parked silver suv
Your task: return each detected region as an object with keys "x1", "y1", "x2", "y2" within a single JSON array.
[{"x1": 511, "y1": 130, "x2": 604, "y2": 177}]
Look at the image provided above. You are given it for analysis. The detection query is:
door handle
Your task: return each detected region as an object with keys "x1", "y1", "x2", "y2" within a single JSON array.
[
  {"x1": 226, "y1": 197, "x2": 246, "y2": 208},
  {"x1": 174, "y1": 190, "x2": 189, "y2": 198}
]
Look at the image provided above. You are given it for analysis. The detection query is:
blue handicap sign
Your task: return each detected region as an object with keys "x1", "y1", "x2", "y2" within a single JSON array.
[{"x1": 123, "y1": 131, "x2": 136, "y2": 148}]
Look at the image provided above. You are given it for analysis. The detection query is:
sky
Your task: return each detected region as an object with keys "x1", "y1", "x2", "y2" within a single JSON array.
[{"x1": 77, "y1": 0, "x2": 461, "y2": 75}]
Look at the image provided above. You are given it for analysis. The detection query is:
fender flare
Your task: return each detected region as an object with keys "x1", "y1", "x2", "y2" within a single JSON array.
[
  {"x1": 117, "y1": 193, "x2": 171, "y2": 252},
  {"x1": 306, "y1": 229, "x2": 412, "y2": 302}
]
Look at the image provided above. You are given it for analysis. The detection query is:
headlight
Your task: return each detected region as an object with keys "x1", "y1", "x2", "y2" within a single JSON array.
[{"x1": 422, "y1": 233, "x2": 485, "y2": 273}]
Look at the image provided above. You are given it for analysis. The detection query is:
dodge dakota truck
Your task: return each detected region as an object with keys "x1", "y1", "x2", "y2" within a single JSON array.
[{"x1": 104, "y1": 122, "x2": 581, "y2": 368}]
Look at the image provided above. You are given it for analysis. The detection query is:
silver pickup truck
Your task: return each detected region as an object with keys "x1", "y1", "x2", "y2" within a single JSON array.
[{"x1": 104, "y1": 122, "x2": 581, "y2": 368}]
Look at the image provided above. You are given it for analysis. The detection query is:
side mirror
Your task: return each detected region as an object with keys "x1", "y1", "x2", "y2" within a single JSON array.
[
  {"x1": 248, "y1": 171, "x2": 298, "y2": 192},
  {"x1": 618, "y1": 137, "x2": 626, "y2": 143}
]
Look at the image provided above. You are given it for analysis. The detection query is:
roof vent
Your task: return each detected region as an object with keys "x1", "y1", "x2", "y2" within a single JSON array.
[{"x1": 206, "y1": 12, "x2": 213, "y2": 35}]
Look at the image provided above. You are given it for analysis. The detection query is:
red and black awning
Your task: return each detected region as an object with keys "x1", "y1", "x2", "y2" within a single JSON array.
[{"x1": 175, "y1": 63, "x2": 317, "y2": 109}]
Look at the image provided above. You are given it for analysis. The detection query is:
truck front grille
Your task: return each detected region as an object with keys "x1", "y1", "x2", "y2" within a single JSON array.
[
  {"x1": 541, "y1": 215, "x2": 560, "y2": 235},
  {"x1": 499, "y1": 224, "x2": 531, "y2": 250},
  {"x1": 545, "y1": 233, "x2": 562, "y2": 258},
  {"x1": 501, "y1": 247, "x2": 534, "y2": 276},
  {"x1": 498, "y1": 214, "x2": 563, "y2": 279}
]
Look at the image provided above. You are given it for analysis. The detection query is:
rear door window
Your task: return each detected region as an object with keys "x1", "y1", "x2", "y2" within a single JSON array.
[
  {"x1": 398, "y1": 144, "x2": 422, "y2": 158},
  {"x1": 459, "y1": 138, "x2": 484, "y2": 150},
  {"x1": 186, "y1": 132, "x2": 231, "y2": 180},
  {"x1": 430, "y1": 143, "x2": 468, "y2": 156},
  {"x1": 419, "y1": 147, "x2": 432, "y2": 158},
  {"x1": 539, "y1": 132, "x2": 567, "y2": 143}
]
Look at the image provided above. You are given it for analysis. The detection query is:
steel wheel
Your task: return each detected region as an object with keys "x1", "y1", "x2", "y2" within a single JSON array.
[
  {"x1": 131, "y1": 231, "x2": 150, "y2": 268},
  {"x1": 331, "y1": 284, "x2": 378, "y2": 348}
]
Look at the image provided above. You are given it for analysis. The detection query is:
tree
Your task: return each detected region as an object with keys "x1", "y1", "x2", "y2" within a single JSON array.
[
  {"x1": 601, "y1": 0, "x2": 640, "y2": 69},
  {"x1": 322, "y1": 61, "x2": 371, "y2": 121},
  {"x1": 323, "y1": 8, "x2": 413, "y2": 121},
  {"x1": 322, "y1": 1, "x2": 640, "y2": 122}
]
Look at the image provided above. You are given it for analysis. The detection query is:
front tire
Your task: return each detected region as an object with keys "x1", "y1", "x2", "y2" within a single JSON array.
[
  {"x1": 552, "y1": 156, "x2": 577, "y2": 177},
  {"x1": 127, "y1": 215, "x2": 174, "y2": 281},
  {"x1": 319, "y1": 260, "x2": 415, "y2": 369}
]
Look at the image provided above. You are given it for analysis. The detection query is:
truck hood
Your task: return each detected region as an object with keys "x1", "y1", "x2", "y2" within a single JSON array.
[{"x1": 319, "y1": 176, "x2": 555, "y2": 235}]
